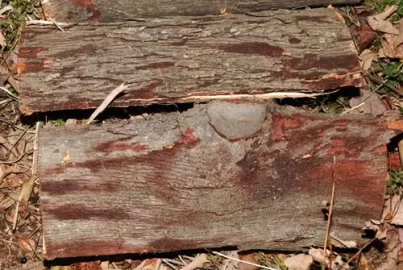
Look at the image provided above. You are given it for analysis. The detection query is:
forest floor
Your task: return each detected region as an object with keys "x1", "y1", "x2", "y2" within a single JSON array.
[{"x1": 1, "y1": 0, "x2": 403, "y2": 269}]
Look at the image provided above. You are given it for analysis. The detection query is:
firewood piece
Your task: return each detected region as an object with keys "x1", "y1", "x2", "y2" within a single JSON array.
[
  {"x1": 17, "y1": 8, "x2": 361, "y2": 115},
  {"x1": 42, "y1": 0, "x2": 361, "y2": 23},
  {"x1": 39, "y1": 102, "x2": 390, "y2": 259}
]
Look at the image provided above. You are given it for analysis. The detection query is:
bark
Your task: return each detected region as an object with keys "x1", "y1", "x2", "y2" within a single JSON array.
[
  {"x1": 17, "y1": 8, "x2": 361, "y2": 115},
  {"x1": 42, "y1": 0, "x2": 362, "y2": 23},
  {"x1": 39, "y1": 102, "x2": 390, "y2": 259}
]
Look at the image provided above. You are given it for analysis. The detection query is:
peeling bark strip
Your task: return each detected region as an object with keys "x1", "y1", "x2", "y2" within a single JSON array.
[
  {"x1": 18, "y1": 8, "x2": 361, "y2": 115},
  {"x1": 39, "y1": 102, "x2": 390, "y2": 259},
  {"x1": 42, "y1": 0, "x2": 361, "y2": 23}
]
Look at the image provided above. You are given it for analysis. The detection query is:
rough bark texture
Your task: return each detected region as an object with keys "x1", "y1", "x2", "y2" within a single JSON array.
[
  {"x1": 18, "y1": 8, "x2": 361, "y2": 115},
  {"x1": 42, "y1": 0, "x2": 361, "y2": 23},
  {"x1": 39, "y1": 102, "x2": 390, "y2": 259}
]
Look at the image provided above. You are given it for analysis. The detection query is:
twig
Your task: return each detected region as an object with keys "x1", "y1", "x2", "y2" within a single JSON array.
[
  {"x1": 0, "y1": 151, "x2": 31, "y2": 164},
  {"x1": 0, "y1": 86, "x2": 18, "y2": 100},
  {"x1": 5, "y1": 125, "x2": 28, "y2": 157},
  {"x1": 50, "y1": 19, "x2": 65, "y2": 32},
  {"x1": 31, "y1": 122, "x2": 40, "y2": 177},
  {"x1": 323, "y1": 157, "x2": 336, "y2": 266},
  {"x1": 179, "y1": 90, "x2": 339, "y2": 102},
  {"x1": 12, "y1": 123, "x2": 39, "y2": 231},
  {"x1": 341, "y1": 80, "x2": 387, "y2": 115},
  {"x1": 211, "y1": 251, "x2": 279, "y2": 270},
  {"x1": 26, "y1": 19, "x2": 69, "y2": 27},
  {"x1": 162, "y1": 260, "x2": 179, "y2": 270},
  {"x1": 342, "y1": 238, "x2": 376, "y2": 267},
  {"x1": 87, "y1": 83, "x2": 128, "y2": 124}
]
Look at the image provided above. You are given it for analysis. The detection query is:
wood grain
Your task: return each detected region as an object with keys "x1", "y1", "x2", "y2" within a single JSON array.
[
  {"x1": 39, "y1": 102, "x2": 390, "y2": 259},
  {"x1": 42, "y1": 0, "x2": 361, "y2": 23},
  {"x1": 17, "y1": 8, "x2": 361, "y2": 115}
]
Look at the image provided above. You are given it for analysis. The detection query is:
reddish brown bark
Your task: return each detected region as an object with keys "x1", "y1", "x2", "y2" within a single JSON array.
[
  {"x1": 42, "y1": 0, "x2": 361, "y2": 23},
  {"x1": 18, "y1": 8, "x2": 361, "y2": 115},
  {"x1": 39, "y1": 102, "x2": 390, "y2": 259}
]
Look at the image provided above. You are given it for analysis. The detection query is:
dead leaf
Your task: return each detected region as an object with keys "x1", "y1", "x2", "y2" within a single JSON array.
[
  {"x1": 179, "y1": 254, "x2": 209, "y2": 270},
  {"x1": 19, "y1": 176, "x2": 35, "y2": 203},
  {"x1": 284, "y1": 254, "x2": 313, "y2": 270},
  {"x1": 367, "y1": 5, "x2": 399, "y2": 35},
  {"x1": 16, "y1": 235, "x2": 35, "y2": 253},
  {"x1": 66, "y1": 119, "x2": 78, "y2": 126},
  {"x1": 74, "y1": 262, "x2": 102, "y2": 270},
  {"x1": 349, "y1": 89, "x2": 387, "y2": 117},
  {"x1": 357, "y1": 25, "x2": 377, "y2": 52},
  {"x1": 238, "y1": 254, "x2": 258, "y2": 270},
  {"x1": 359, "y1": 254, "x2": 371, "y2": 270},
  {"x1": 61, "y1": 149, "x2": 71, "y2": 164},
  {"x1": 360, "y1": 49, "x2": 378, "y2": 71},
  {"x1": 382, "y1": 33, "x2": 403, "y2": 59},
  {"x1": 100, "y1": 261, "x2": 109, "y2": 270}
]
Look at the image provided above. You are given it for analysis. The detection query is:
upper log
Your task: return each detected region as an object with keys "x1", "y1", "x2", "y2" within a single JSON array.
[
  {"x1": 17, "y1": 8, "x2": 361, "y2": 115},
  {"x1": 39, "y1": 102, "x2": 390, "y2": 259},
  {"x1": 42, "y1": 0, "x2": 362, "y2": 23}
]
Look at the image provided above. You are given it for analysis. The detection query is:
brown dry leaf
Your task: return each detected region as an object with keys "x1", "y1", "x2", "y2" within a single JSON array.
[
  {"x1": 5, "y1": 208, "x2": 15, "y2": 223},
  {"x1": 16, "y1": 235, "x2": 35, "y2": 253},
  {"x1": 100, "y1": 261, "x2": 109, "y2": 270},
  {"x1": 20, "y1": 176, "x2": 35, "y2": 203},
  {"x1": 357, "y1": 25, "x2": 378, "y2": 52},
  {"x1": 367, "y1": 5, "x2": 399, "y2": 35},
  {"x1": 358, "y1": 254, "x2": 371, "y2": 270},
  {"x1": 74, "y1": 262, "x2": 102, "y2": 270},
  {"x1": 238, "y1": 254, "x2": 258, "y2": 270},
  {"x1": 65, "y1": 119, "x2": 78, "y2": 126},
  {"x1": 179, "y1": 254, "x2": 209, "y2": 270},
  {"x1": 284, "y1": 254, "x2": 313, "y2": 270},
  {"x1": 143, "y1": 259, "x2": 161, "y2": 270},
  {"x1": 349, "y1": 89, "x2": 387, "y2": 117},
  {"x1": 0, "y1": 173, "x2": 23, "y2": 188},
  {"x1": 61, "y1": 149, "x2": 71, "y2": 164},
  {"x1": 389, "y1": 195, "x2": 403, "y2": 225},
  {"x1": 382, "y1": 33, "x2": 403, "y2": 59},
  {"x1": 135, "y1": 259, "x2": 160, "y2": 270},
  {"x1": 360, "y1": 49, "x2": 378, "y2": 70}
]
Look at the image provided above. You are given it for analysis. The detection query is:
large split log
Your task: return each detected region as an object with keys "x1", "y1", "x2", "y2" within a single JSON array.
[
  {"x1": 17, "y1": 8, "x2": 361, "y2": 115},
  {"x1": 39, "y1": 102, "x2": 390, "y2": 259},
  {"x1": 42, "y1": 0, "x2": 361, "y2": 23}
]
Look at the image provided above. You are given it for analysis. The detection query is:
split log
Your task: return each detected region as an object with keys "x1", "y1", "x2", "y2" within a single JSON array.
[
  {"x1": 42, "y1": 0, "x2": 361, "y2": 23},
  {"x1": 17, "y1": 8, "x2": 361, "y2": 115},
  {"x1": 39, "y1": 102, "x2": 390, "y2": 259}
]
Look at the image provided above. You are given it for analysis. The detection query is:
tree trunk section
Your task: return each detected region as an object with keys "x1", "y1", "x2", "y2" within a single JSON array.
[
  {"x1": 39, "y1": 102, "x2": 390, "y2": 259},
  {"x1": 18, "y1": 8, "x2": 361, "y2": 115},
  {"x1": 42, "y1": 0, "x2": 362, "y2": 23}
]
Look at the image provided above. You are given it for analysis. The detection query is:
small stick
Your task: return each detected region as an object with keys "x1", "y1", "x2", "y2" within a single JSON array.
[
  {"x1": 26, "y1": 19, "x2": 69, "y2": 26},
  {"x1": 5, "y1": 125, "x2": 29, "y2": 157},
  {"x1": 0, "y1": 86, "x2": 18, "y2": 100},
  {"x1": 211, "y1": 251, "x2": 278, "y2": 270},
  {"x1": 87, "y1": 83, "x2": 128, "y2": 125},
  {"x1": 31, "y1": 122, "x2": 40, "y2": 177},
  {"x1": 342, "y1": 238, "x2": 376, "y2": 267},
  {"x1": 12, "y1": 123, "x2": 39, "y2": 231},
  {"x1": 50, "y1": 19, "x2": 65, "y2": 32},
  {"x1": 323, "y1": 157, "x2": 336, "y2": 266}
]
